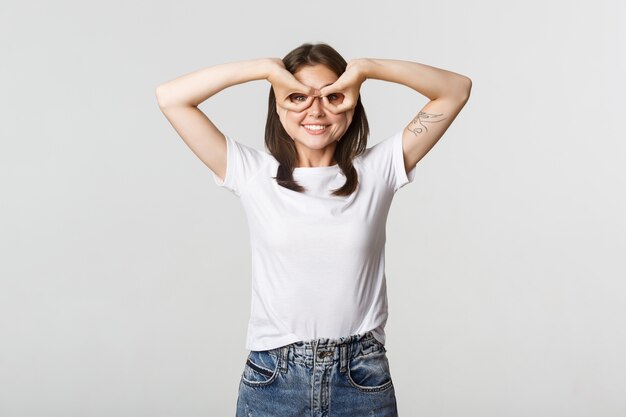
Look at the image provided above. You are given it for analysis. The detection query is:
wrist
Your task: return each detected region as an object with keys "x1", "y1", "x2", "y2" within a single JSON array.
[
  {"x1": 262, "y1": 57, "x2": 285, "y2": 80},
  {"x1": 349, "y1": 58, "x2": 375, "y2": 81}
]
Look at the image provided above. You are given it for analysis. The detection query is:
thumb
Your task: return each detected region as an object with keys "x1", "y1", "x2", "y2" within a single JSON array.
[
  {"x1": 319, "y1": 81, "x2": 344, "y2": 97},
  {"x1": 289, "y1": 78, "x2": 317, "y2": 97}
]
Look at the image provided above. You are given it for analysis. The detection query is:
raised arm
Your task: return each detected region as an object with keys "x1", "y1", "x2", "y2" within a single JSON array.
[
  {"x1": 156, "y1": 58, "x2": 315, "y2": 182},
  {"x1": 358, "y1": 58, "x2": 471, "y2": 172},
  {"x1": 320, "y1": 58, "x2": 471, "y2": 174}
]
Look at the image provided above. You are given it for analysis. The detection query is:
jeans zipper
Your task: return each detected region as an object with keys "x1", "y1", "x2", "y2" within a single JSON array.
[{"x1": 311, "y1": 339, "x2": 318, "y2": 412}]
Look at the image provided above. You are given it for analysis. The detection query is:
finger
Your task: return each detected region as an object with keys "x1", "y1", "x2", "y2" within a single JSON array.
[
  {"x1": 323, "y1": 73, "x2": 356, "y2": 93},
  {"x1": 321, "y1": 94, "x2": 356, "y2": 114},
  {"x1": 342, "y1": 95, "x2": 357, "y2": 110},
  {"x1": 285, "y1": 73, "x2": 318, "y2": 97},
  {"x1": 319, "y1": 81, "x2": 345, "y2": 98},
  {"x1": 277, "y1": 84, "x2": 317, "y2": 112},
  {"x1": 279, "y1": 95, "x2": 314, "y2": 112},
  {"x1": 292, "y1": 83, "x2": 317, "y2": 97},
  {"x1": 271, "y1": 69, "x2": 316, "y2": 99},
  {"x1": 320, "y1": 97, "x2": 343, "y2": 114},
  {"x1": 273, "y1": 84, "x2": 314, "y2": 110},
  {"x1": 279, "y1": 101, "x2": 310, "y2": 112}
]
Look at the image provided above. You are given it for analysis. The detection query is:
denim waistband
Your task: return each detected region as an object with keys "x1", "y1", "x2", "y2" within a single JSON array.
[{"x1": 267, "y1": 331, "x2": 385, "y2": 373}]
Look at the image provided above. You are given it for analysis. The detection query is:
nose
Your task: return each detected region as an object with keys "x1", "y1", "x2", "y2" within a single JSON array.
[{"x1": 308, "y1": 96, "x2": 325, "y2": 117}]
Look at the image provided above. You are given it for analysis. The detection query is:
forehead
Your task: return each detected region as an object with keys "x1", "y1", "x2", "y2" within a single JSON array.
[{"x1": 293, "y1": 65, "x2": 338, "y2": 89}]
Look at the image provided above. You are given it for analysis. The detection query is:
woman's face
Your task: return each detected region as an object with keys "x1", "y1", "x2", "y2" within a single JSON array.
[{"x1": 277, "y1": 64, "x2": 354, "y2": 165}]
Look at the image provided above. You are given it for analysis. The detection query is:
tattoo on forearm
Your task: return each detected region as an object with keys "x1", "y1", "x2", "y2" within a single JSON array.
[{"x1": 407, "y1": 111, "x2": 447, "y2": 136}]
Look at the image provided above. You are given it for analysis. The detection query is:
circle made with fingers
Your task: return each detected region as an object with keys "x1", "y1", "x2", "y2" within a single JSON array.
[{"x1": 287, "y1": 92, "x2": 346, "y2": 112}]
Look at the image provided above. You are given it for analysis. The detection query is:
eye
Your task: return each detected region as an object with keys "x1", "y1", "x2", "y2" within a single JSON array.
[
  {"x1": 289, "y1": 94, "x2": 308, "y2": 103},
  {"x1": 326, "y1": 93, "x2": 345, "y2": 103}
]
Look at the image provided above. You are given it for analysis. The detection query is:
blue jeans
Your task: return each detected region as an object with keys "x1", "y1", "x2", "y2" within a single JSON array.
[{"x1": 236, "y1": 331, "x2": 398, "y2": 417}]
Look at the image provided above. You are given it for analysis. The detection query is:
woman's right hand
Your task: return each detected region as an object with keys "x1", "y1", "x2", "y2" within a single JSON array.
[{"x1": 266, "y1": 58, "x2": 319, "y2": 112}]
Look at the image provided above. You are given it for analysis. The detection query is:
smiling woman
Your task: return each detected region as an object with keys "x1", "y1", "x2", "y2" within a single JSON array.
[
  {"x1": 156, "y1": 41, "x2": 471, "y2": 417},
  {"x1": 276, "y1": 65, "x2": 352, "y2": 165},
  {"x1": 265, "y1": 44, "x2": 369, "y2": 196}
]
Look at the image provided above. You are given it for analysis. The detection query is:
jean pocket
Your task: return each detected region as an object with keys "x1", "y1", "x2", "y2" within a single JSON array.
[
  {"x1": 346, "y1": 349, "x2": 394, "y2": 393},
  {"x1": 241, "y1": 350, "x2": 280, "y2": 388}
]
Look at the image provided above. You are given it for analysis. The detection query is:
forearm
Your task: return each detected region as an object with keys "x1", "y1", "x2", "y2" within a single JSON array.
[
  {"x1": 356, "y1": 58, "x2": 471, "y2": 101},
  {"x1": 156, "y1": 58, "x2": 275, "y2": 108}
]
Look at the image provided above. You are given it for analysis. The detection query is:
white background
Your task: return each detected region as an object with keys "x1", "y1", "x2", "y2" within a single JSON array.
[{"x1": 1, "y1": 0, "x2": 625, "y2": 416}]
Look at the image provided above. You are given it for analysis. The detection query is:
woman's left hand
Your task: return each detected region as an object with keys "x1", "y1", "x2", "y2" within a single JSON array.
[{"x1": 319, "y1": 59, "x2": 367, "y2": 114}]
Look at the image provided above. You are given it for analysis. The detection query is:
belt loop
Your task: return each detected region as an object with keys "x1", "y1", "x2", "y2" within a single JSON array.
[
  {"x1": 340, "y1": 344, "x2": 348, "y2": 373},
  {"x1": 279, "y1": 346, "x2": 289, "y2": 373}
]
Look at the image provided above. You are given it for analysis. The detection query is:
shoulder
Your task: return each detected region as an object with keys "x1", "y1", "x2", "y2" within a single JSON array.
[
  {"x1": 356, "y1": 130, "x2": 416, "y2": 193},
  {"x1": 223, "y1": 135, "x2": 274, "y2": 164},
  {"x1": 213, "y1": 134, "x2": 275, "y2": 196}
]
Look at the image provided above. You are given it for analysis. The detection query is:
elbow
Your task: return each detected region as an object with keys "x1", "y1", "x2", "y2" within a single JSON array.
[
  {"x1": 455, "y1": 76, "x2": 472, "y2": 102},
  {"x1": 155, "y1": 85, "x2": 169, "y2": 109},
  {"x1": 463, "y1": 76, "x2": 472, "y2": 98},
  {"x1": 442, "y1": 76, "x2": 472, "y2": 102},
  {"x1": 155, "y1": 84, "x2": 196, "y2": 109}
]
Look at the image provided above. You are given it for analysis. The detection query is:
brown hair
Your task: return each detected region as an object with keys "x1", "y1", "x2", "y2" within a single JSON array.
[{"x1": 265, "y1": 42, "x2": 369, "y2": 196}]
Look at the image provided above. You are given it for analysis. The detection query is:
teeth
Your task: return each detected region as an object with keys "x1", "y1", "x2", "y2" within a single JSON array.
[{"x1": 303, "y1": 125, "x2": 326, "y2": 131}]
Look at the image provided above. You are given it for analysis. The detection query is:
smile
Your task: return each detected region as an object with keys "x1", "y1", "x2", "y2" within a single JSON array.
[{"x1": 302, "y1": 124, "x2": 328, "y2": 135}]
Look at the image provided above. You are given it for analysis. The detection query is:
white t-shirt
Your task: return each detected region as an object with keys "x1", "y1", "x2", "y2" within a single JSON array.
[{"x1": 212, "y1": 130, "x2": 417, "y2": 351}]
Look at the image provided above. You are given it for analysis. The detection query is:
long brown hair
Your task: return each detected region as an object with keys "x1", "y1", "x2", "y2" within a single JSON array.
[{"x1": 265, "y1": 43, "x2": 369, "y2": 196}]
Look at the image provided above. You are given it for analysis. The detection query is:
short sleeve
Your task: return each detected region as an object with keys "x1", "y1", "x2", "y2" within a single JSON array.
[
  {"x1": 363, "y1": 130, "x2": 417, "y2": 193},
  {"x1": 211, "y1": 135, "x2": 269, "y2": 197}
]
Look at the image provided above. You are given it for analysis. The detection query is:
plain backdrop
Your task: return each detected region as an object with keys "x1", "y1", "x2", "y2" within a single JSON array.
[{"x1": 1, "y1": 0, "x2": 625, "y2": 416}]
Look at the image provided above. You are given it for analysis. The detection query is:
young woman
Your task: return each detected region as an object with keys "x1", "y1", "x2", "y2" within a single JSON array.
[{"x1": 156, "y1": 43, "x2": 471, "y2": 417}]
